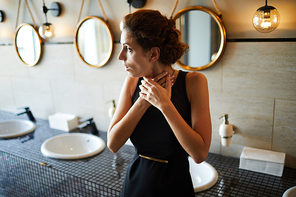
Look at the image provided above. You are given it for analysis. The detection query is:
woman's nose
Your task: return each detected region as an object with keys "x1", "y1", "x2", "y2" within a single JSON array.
[{"x1": 118, "y1": 49, "x2": 125, "y2": 61}]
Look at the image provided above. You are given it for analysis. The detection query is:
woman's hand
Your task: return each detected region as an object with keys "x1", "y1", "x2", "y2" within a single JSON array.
[
  {"x1": 151, "y1": 71, "x2": 174, "y2": 88},
  {"x1": 139, "y1": 74, "x2": 173, "y2": 110}
]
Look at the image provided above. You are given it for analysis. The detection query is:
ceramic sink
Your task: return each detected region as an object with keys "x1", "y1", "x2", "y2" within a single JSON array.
[
  {"x1": 189, "y1": 157, "x2": 218, "y2": 192},
  {"x1": 0, "y1": 119, "x2": 36, "y2": 138},
  {"x1": 41, "y1": 133, "x2": 105, "y2": 159},
  {"x1": 283, "y1": 186, "x2": 296, "y2": 197}
]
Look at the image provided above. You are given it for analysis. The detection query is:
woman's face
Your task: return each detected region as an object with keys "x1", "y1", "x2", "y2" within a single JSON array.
[{"x1": 118, "y1": 29, "x2": 153, "y2": 77}]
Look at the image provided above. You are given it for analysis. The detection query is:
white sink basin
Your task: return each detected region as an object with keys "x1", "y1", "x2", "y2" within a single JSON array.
[
  {"x1": 0, "y1": 119, "x2": 36, "y2": 138},
  {"x1": 189, "y1": 157, "x2": 218, "y2": 192},
  {"x1": 283, "y1": 186, "x2": 296, "y2": 197},
  {"x1": 41, "y1": 133, "x2": 105, "y2": 159}
]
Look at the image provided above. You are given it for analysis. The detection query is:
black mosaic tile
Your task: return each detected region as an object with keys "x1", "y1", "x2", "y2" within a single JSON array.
[{"x1": 1, "y1": 111, "x2": 296, "y2": 197}]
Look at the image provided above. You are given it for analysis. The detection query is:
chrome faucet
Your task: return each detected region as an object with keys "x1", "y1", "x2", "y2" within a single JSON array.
[
  {"x1": 77, "y1": 117, "x2": 99, "y2": 135},
  {"x1": 16, "y1": 107, "x2": 36, "y2": 122}
]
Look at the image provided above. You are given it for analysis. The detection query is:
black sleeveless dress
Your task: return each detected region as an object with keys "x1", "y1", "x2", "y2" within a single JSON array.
[{"x1": 120, "y1": 71, "x2": 195, "y2": 197}]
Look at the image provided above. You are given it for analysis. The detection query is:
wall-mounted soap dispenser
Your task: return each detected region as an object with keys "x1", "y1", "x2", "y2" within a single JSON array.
[
  {"x1": 219, "y1": 114, "x2": 234, "y2": 147},
  {"x1": 109, "y1": 100, "x2": 116, "y2": 119}
]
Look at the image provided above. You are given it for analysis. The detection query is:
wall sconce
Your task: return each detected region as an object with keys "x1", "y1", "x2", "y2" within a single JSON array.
[
  {"x1": 0, "y1": 10, "x2": 5, "y2": 22},
  {"x1": 252, "y1": 0, "x2": 280, "y2": 33},
  {"x1": 39, "y1": 1, "x2": 62, "y2": 39}
]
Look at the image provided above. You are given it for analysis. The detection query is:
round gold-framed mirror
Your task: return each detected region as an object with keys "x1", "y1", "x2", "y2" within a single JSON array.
[
  {"x1": 74, "y1": 16, "x2": 114, "y2": 68},
  {"x1": 14, "y1": 23, "x2": 42, "y2": 67},
  {"x1": 173, "y1": 6, "x2": 226, "y2": 71}
]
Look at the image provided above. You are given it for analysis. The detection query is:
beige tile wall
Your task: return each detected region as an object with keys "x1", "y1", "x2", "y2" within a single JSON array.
[
  {"x1": 0, "y1": 42, "x2": 295, "y2": 168},
  {"x1": 195, "y1": 42, "x2": 296, "y2": 168}
]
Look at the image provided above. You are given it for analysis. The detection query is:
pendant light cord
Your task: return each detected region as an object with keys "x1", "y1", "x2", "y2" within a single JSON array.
[
  {"x1": 212, "y1": 0, "x2": 222, "y2": 17},
  {"x1": 97, "y1": 0, "x2": 108, "y2": 22},
  {"x1": 24, "y1": 0, "x2": 37, "y2": 28},
  {"x1": 15, "y1": 0, "x2": 21, "y2": 29},
  {"x1": 170, "y1": 0, "x2": 179, "y2": 18},
  {"x1": 77, "y1": 0, "x2": 85, "y2": 24}
]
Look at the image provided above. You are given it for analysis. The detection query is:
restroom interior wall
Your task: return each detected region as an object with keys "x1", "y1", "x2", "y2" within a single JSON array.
[{"x1": 0, "y1": 0, "x2": 295, "y2": 168}]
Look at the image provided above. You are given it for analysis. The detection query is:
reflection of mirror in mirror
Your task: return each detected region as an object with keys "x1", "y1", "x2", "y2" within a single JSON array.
[
  {"x1": 15, "y1": 24, "x2": 41, "y2": 66},
  {"x1": 176, "y1": 11, "x2": 221, "y2": 68},
  {"x1": 173, "y1": 6, "x2": 226, "y2": 71},
  {"x1": 76, "y1": 17, "x2": 113, "y2": 67}
]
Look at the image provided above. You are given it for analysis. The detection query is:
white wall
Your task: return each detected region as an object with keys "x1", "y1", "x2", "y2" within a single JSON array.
[{"x1": 0, "y1": 0, "x2": 295, "y2": 168}]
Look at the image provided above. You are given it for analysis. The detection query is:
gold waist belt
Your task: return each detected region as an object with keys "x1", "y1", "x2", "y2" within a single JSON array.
[{"x1": 139, "y1": 154, "x2": 168, "y2": 163}]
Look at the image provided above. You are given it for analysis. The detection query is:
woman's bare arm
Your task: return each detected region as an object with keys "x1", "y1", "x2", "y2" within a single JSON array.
[
  {"x1": 107, "y1": 76, "x2": 149, "y2": 153},
  {"x1": 107, "y1": 72, "x2": 170, "y2": 153}
]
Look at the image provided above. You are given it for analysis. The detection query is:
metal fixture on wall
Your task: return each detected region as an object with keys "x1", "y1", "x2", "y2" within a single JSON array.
[
  {"x1": 252, "y1": 0, "x2": 280, "y2": 33},
  {"x1": 0, "y1": 10, "x2": 5, "y2": 22},
  {"x1": 131, "y1": 0, "x2": 146, "y2": 9},
  {"x1": 39, "y1": 1, "x2": 62, "y2": 39},
  {"x1": 126, "y1": 0, "x2": 146, "y2": 14}
]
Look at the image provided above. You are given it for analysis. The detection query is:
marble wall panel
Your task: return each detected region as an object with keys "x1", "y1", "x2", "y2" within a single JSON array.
[
  {"x1": 51, "y1": 79, "x2": 108, "y2": 131},
  {"x1": 273, "y1": 99, "x2": 296, "y2": 168},
  {"x1": 73, "y1": 44, "x2": 126, "y2": 85},
  {"x1": 0, "y1": 76, "x2": 16, "y2": 111},
  {"x1": 11, "y1": 77, "x2": 55, "y2": 119},
  {"x1": 0, "y1": 45, "x2": 30, "y2": 77},
  {"x1": 209, "y1": 93, "x2": 274, "y2": 157},
  {"x1": 28, "y1": 44, "x2": 75, "y2": 81},
  {"x1": 223, "y1": 42, "x2": 296, "y2": 100}
]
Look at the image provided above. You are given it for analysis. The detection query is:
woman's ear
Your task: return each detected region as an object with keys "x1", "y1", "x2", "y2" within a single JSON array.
[{"x1": 149, "y1": 47, "x2": 160, "y2": 62}]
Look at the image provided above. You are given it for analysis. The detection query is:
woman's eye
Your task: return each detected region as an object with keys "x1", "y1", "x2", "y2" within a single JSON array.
[{"x1": 126, "y1": 46, "x2": 132, "y2": 52}]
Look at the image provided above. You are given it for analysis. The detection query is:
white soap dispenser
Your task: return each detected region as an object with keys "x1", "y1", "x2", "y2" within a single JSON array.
[
  {"x1": 109, "y1": 100, "x2": 116, "y2": 119},
  {"x1": 219, "y1": 114, "x2": 234, "y2": 147}
]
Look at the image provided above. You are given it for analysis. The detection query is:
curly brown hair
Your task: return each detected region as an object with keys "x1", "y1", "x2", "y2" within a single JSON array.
[{"x1": 122, "y1": 9, "x2": 189, "y2": 66}]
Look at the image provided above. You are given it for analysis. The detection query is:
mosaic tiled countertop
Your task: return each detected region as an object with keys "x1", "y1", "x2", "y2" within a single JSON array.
[{"x1": 0, "y1": 111, "x2": 295, "y2": 196}]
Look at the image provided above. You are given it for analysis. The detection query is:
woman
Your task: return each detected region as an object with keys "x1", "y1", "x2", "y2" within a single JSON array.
[{"x1": 107, "y1": 9, "x2": 211, "y2": 197}]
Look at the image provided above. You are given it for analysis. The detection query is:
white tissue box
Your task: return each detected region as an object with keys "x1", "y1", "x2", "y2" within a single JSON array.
[
  {"x1": 48, "y1": 113, "x2": 78, "y2": 131},
  {"x1": 239, "y1": 147, "x2": 285, "y2": 177}
]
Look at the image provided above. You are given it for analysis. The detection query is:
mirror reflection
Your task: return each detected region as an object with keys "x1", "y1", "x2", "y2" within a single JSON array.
[
  {"x1": 75, "y1": 16, "x2": 113, "y2": 68},
  {"x1": 14, "y1": 23, "x2": 42, "y2": 67},
  {"x1": 173, "y1": 6, "x2": 226, "y2": 71}
]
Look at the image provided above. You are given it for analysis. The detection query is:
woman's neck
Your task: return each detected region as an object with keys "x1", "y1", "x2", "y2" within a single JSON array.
[{"x1": 149, "y1": 65, "x2": 174, "y2": 78}]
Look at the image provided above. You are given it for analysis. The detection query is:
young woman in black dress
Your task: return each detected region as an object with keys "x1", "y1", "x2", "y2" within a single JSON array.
[{"x1": 107, "y1": 9, "x2": 212, "y2": 197}]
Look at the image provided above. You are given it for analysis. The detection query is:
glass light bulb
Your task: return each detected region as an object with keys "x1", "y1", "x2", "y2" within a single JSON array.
[
  {"x1": 39, "y1": 23, "x2": 54, "y2": 39},
  {"x1": 252, "y1": 5, "x2": 280, "y2": 33}
]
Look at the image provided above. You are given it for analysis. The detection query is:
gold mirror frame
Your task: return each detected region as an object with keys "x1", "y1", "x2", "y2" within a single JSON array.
[
  {"x1": 14, "y1": 23, "x2": 42, "y2": 67},
  {"x1": 74, "y1": 16, "x2": 114, "y2": 68},
  {"x1": 173, "y1": 6, "x2": 226, "y2": 71}
]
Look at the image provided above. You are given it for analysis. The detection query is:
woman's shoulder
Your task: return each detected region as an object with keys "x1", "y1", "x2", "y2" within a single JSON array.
[
  {"x1": 184, "y1": 71, "x2": 208, "y2": 101},
  {"x1": 185, "y1": 71, "x2": 208, "y2": 85},
  {"x1": 124, "y1": 75, "x2": 140, "y2": 97}
]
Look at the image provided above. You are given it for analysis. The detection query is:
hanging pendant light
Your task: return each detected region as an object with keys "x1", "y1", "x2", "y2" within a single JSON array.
[
  {"x1": 39, "y1": 22, "x2": 54, "y2": 38},
  {"x1": 252, "y1": 0, "x2": 280, "y2": 33},
  {"x1": 39, "y1": 1, "x2": 61, "y2": 39}
]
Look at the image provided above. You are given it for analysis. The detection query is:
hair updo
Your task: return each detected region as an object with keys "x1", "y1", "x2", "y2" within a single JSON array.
[{"x1": 122, "y1": 9, "x2": 189, "y2": 66}]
